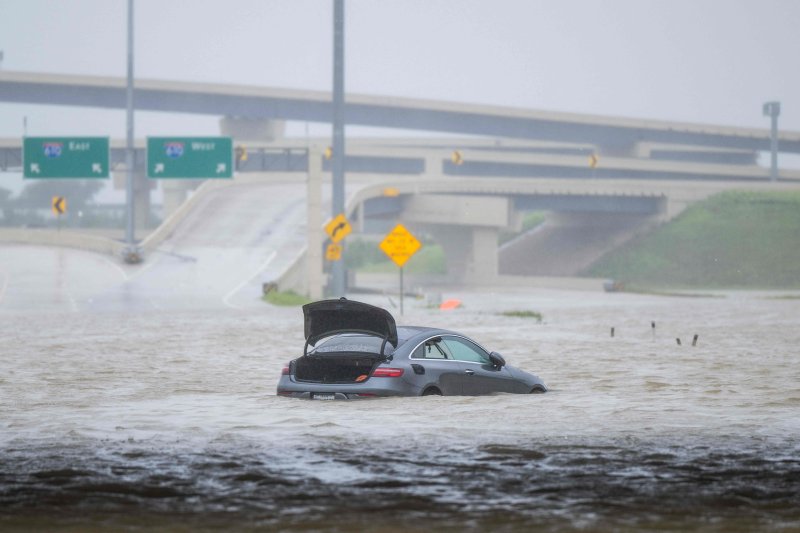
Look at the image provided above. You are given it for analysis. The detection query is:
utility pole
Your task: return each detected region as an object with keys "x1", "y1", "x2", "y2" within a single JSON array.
[
  {"x1": 330, "y1": 0, "x2": 346, "y2": 296},
  {"x1": 123, "y1": 0, "x2": 139, "y2": 262},
  {"x1": 763, "y1": 101, "x2": 780, "y2": 182}
]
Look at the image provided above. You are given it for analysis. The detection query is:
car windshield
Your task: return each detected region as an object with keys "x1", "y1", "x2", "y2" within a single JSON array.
[{"x1": 310, "y1": 334, "x2": 395, "y2": 356}]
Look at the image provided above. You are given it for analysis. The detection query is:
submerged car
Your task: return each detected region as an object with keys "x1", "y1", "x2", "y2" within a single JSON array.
[{"x1": 276, "y1": 298, "x2": 547, "y2": 399}]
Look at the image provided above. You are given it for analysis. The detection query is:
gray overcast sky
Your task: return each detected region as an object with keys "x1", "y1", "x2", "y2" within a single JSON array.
[{"x1": 1, "y1": 0, "x2": 799, "y2": 139}]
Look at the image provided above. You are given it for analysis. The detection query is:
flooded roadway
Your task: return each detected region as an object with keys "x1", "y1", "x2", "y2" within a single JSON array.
[{"x1": 2, "y1": 245, "x2": 800, "y2": 531}]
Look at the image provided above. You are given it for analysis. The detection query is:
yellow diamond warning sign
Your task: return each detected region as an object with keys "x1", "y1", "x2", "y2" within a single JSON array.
[{"x1": 379, "y1": 224, "x2": 421, "y2": 268}]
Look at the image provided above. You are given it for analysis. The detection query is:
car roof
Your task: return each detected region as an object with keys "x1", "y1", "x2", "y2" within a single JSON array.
[{"x1": 396, "y1": 326, "x2": 456, "y2": 345}]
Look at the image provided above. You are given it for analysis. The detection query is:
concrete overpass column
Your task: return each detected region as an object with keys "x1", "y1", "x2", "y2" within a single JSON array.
[
  {"x1": 424, "y1": 153, "x2": 442, "y2": 177},
  {"x1": 133, "y1": 170, "x2": 151, "y2": 231},
  {"x1": 469, "y1": 227, "x2": 499, "y2": 282},
  {"x1": 114, "y1": 168, "x2": 153, "y2": 235},
  {"x1": 162, "y1": 180, "x2": 189, "y2": 219},
  {"x1": 219, "y1": 117, "x2": 285, "y2": 142},
  {"x1": 428, "y1": 225, "x2": 499, "y2": 285},
  {"x1": 430, "y1": 226, "x2": 469, "y2": 281},
  {"x1": 306, "y1": 146, "x2": 324, "y2": 300}
]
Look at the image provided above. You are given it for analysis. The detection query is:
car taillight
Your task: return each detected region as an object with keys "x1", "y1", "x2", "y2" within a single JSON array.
[
  {"x1": 371, "y1": 367, "x2": 404, "y2": 378},
  {"x1": 281, "y1": 364, "x2": 291, "y2": 375}
]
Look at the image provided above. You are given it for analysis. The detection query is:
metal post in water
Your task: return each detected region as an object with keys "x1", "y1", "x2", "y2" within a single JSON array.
[
  {"x1": 763, "y1": 101, "x2": 780, "y2": 182},
  {"x1": 330, "y1": 0, "x2": 346, "y2": 296},
  {"x1": 692, "y1": 334, "x2": 699, "y2": 347}
]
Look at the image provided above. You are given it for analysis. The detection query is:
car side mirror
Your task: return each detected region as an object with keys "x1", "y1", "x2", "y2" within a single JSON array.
[{"x1": 489, "y1": 351, "x2": 506, "y2": 368}]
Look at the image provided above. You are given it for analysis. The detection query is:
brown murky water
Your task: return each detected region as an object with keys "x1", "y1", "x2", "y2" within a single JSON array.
[{"x1": 2, "y1": 288, "x2": 800, "y2": 531}]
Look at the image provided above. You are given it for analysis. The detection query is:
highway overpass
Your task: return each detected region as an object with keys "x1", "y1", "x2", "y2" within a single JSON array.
[
  {"x1": 2, "y1": 70, "x2": 800, "y2": 157},
  {"x1": 4, "y1": 70, "x2": 800, "y2": 193},
  {"x1": 4, "y1": 71, "x2": 800, "y2": 293}
]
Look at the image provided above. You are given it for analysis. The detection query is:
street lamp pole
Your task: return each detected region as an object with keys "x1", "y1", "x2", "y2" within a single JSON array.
[
  {"x1": 124, "y1": 0, "x2": 137, "y2": 258},
  {"x1": 330, "y1": 0, "x2": 346, "y2": 296}
]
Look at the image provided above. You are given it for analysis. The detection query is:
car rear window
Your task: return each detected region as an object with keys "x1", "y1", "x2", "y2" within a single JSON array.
[{"x1": 311, "y1": 334, "x2": 395, "y2": 355}]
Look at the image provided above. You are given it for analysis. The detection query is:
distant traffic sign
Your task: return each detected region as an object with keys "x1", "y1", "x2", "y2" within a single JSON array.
[
  {"x1": 147, "y1": 136, "x2": 233, "y2": 178},
  {"x1": 24, "y1": 137, "x2": 109, "y2": 179},
  {"x1": 589, "y1": 153, "x2": 599, "y2": 169},
  {"x1": 326, "y1": 243, "x2": 343, "y2": 261},
  {"x1": 51, "y1": 196, "x2": 66, "y2": 216},
  {"x1": 325, "y1": 213, "x2": 352, "y2": 244},
  {"x1": 379, "y1": 224, "x2": 421, "y2": 268}
]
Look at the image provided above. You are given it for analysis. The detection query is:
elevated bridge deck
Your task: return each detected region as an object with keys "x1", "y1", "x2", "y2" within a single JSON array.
[{"x1": 2, "y1": 70, "x2": 800, "y2": 154}]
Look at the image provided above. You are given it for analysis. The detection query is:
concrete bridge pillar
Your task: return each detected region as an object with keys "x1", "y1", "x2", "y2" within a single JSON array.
[
  {"x1": 219, "y1": 116, "x2": 285, "y2": 142},
  {"x1": 426, "y1": 225, "x2": 499, "y2": 284},
  {"x1": 400, "y1": 194, "x2": 515, "y2": 285},
  {"x1": 134, "y1": 173, "x2": 151, "y2": 231},
  {"x1": 162, "y1": 180, "x2": 191, "y2": 220},
  {"x1": 113, "y1": 168, "x2": 154, "y2": 233}
]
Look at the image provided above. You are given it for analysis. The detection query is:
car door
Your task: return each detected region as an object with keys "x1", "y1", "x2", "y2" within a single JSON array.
[
  {"x1": 440, "y1": 336, "x2": 521, "y2": 395},
  {"x1": 410, "y1": 337, "x2": 466, "y2": 395}
]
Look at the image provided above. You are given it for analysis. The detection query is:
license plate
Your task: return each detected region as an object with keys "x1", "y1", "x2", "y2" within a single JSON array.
[{"x1": 313, "y1": 393, "x2": 336, "y2": 401}]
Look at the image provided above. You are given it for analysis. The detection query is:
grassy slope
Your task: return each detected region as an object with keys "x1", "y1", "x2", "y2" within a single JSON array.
[{"x1": 584, "y1": 191, "x2": 800, "y2": 289}]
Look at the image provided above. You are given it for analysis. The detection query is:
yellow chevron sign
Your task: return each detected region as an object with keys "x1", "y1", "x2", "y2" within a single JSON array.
[{"x1": 52, "y1": 196, "x2": 66, "y2": 216}]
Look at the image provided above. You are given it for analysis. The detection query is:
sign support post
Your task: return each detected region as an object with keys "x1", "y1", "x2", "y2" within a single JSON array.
[
  {"x1": 379, "y1": 224, "x2": 421, "y2": 316},
  {"x1": 399, "y1": 266, "x2": 404, "y2": 315}
]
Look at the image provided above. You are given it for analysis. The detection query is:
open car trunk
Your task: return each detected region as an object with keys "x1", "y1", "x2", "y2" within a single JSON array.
[{"x1": 294, "y1": 354, "x2": 382, "y2": 384}]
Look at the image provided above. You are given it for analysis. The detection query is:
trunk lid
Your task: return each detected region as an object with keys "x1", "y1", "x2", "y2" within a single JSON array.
[{"x1": 303, "y1": 298, "x2": 398, "y2": 349}]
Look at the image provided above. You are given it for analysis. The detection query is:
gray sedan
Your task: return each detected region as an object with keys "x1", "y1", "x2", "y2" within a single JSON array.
[{"x1": 277, "y1": 298, "x2": 547, "y2": 399}]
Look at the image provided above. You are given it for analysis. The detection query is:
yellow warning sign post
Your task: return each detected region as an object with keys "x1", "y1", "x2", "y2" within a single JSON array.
[{"x1": 379, "y1": 223, "x2": 422, "y2": 314}]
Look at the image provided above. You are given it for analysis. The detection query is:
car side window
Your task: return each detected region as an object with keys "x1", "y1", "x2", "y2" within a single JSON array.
[
  {"x1": 441, "y1": 337, "x2": 490, "y2": 364},
  {"x1": 413, "y1": 338, "x2": 450, "y2": 359}
]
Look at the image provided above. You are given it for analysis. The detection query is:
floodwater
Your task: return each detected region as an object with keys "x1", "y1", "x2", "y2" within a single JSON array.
[{"x1": 2, "y1": 267, "x2": 800, "y2": 530}]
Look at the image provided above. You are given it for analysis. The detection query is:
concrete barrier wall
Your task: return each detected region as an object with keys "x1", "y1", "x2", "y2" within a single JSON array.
[
  {"x1": 139, "y1": 179, "x2": 231, "y2": 255},
  {"x1": 0, "y1": 227, "x2": 127, "y2": 256}
]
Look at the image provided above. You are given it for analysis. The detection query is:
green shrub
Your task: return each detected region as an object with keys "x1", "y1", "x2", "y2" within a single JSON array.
[
  {"x1": 499, "y1": 310, "x2": 543, "y2": 322},
  {"x1": 263, "y1": 290, "x2": 311, "y2": 306}
]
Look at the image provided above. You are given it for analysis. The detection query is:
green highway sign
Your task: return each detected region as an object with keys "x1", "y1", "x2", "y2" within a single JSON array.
[
  {"x1": 23, "y1": 137, "x2": 109, "y2": 179},
  {"x1": 147, "y1": 137, "x2": 233, "y2": 179}
]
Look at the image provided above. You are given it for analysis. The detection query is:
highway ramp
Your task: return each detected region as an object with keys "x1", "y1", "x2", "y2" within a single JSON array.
[{"x1": 0, "y1": 178, "x2": 310, "y2": 313}]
